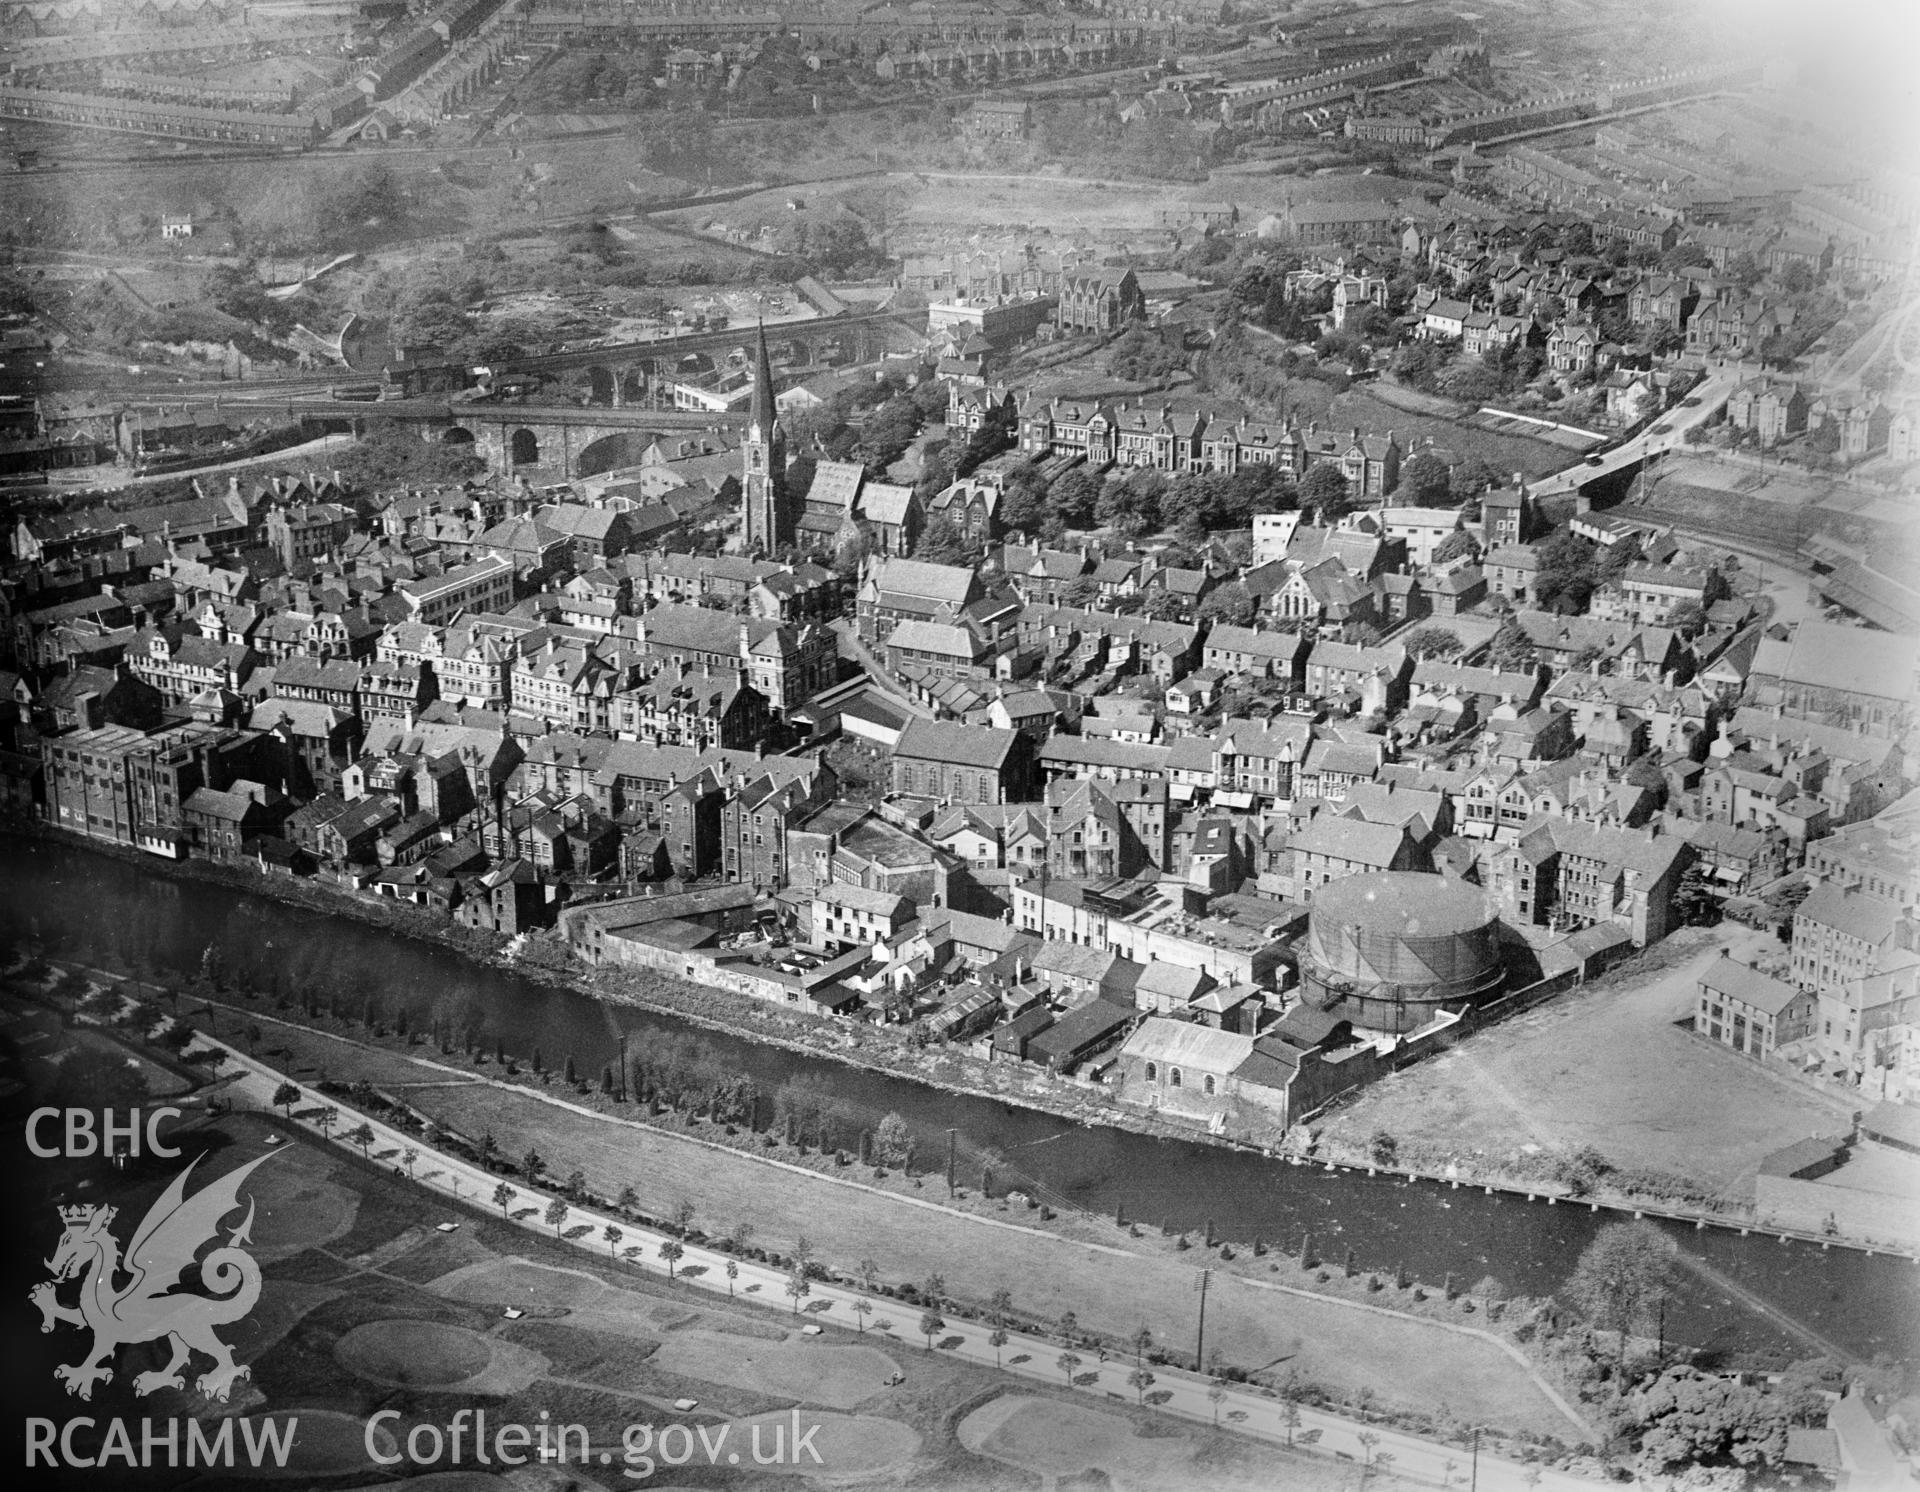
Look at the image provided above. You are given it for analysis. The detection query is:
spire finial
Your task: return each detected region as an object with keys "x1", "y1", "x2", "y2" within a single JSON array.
[{"x1": 751, "y1": 319, "x2": 778, "y2": 438}]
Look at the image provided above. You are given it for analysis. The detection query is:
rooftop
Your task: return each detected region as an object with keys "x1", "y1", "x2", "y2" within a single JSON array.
[
  {"x1": 1308, "y1": 871, "x2": 1494, "y2": 938},
  {"x1": 1698, "y1": 955, "x2": 1805, "y2": 1017},
  {"x1": 896, "y1": 717, "x2": 1020, "y2": 771},
  {"x1": 1120, "y1": 1016, "x2": 1254, "y2": 1071}
]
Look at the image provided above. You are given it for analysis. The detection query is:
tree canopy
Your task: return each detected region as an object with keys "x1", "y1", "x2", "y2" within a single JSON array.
[
  {"x1": 1404, "y1": 626, "x2": 1463, "y2": 661},
  {"x1": 1197, "y1": 580, "x2": 1254, "y2": 627},
  {"x1": 1298, "y1": 463, "x2": 1352, "y2": 521},
  {"x1": 1625, "y1": 1367, "x2": 1787, "y2": 1477},
  {"x1": 1563, "y1": 1220, "x2": 1675, "y2": 1360},
  {"x1": 1397, "y1": 451, "x2": 1454, "y2": 507},
  {"x1": 913, "y1": 511, "x2": 972, "y2": 566},
  {"x1": 997, "y1": 470, "x2": 1051, "y2": 535},
  {"x1": 1049, "y1": 467, "x2": 1104, "y2": 528},
  {"x1": 1535, "y1": 530, "x2": 1601, "y2": 613}
]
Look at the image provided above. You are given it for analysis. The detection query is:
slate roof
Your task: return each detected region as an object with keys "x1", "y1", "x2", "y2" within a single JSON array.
[
  {"x1": 1698, "y1": 956, "x2": 1804, "y2": 1016},
  {"x1": 870, "y1": 557, "x2": 978, "y2": 606},
  {"x1": 1287, "y1": 815, "x2": 1409, "y2": 866},
  {"x1": 895, "y1": 717, "x2": 1020, "y2": 770},
  {"x1": 1797, "y1": 883, "x2": 1904, "y2": 945},
  {"x1": 1121, "y1": 1016, "x2": 1252, "y2": 1071}
]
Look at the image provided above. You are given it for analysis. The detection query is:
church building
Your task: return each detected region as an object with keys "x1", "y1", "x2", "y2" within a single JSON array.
[{"x1": 742, "y1": 322, "x2": 794, "y2": 553}]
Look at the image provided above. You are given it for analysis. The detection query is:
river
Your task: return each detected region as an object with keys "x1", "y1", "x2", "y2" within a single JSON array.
[{"x1": 6, "y1": 836, "x2": 1915, "y2": 1367}]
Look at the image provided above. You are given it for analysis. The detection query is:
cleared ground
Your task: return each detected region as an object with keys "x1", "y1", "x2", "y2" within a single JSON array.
[{"x1": 1321, "y1": 929, "x2": 1858, "y2": 1200}]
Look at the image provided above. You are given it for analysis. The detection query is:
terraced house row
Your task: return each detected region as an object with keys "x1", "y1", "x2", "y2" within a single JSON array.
[{"x1": 952, "y1": 384, "x2": 1405, "y2": 496}]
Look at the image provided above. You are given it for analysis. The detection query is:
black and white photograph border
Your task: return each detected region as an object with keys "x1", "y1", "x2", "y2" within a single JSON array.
[{"x1": 2, "y1": 0, "x2": 1917, "y2": 1488}]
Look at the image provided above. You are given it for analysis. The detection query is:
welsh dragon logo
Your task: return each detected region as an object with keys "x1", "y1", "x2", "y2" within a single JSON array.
[{"x1": 31, "y1": 1151, "x2": 278, "y2": 1402}]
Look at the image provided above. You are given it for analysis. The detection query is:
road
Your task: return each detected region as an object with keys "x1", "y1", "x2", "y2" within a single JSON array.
[
  {"x1": 36, "y1": 433, "x2": 360, "y2": 494},
  {"x1": 1812, "y1": 224, "x2": 1920, "y2": 392},
  {"x1": 828, "y1": 619, "x2": 934, "y2": 720},
  {"x1": 1527, "y1": 363, "x2": 1745, "y2": 497},
  {"x1": 200, "y1": 1033, "x2": 1608, "y2": 1492}
]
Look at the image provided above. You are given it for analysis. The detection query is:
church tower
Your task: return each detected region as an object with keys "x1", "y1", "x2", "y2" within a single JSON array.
[{"x1": 742, "y1": 322, "x2": 791, "y2": 553}]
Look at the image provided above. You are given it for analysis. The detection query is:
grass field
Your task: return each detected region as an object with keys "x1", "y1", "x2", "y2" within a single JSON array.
[
  {"x1": 726, "y1": 1411, "x2": 923, "y2": 1480},
  {"x1": 333, "y1": 1319, "x2": 543, "y2": 1392},
  {"x1": 218, "y1": 1012, "x2": 1579, "y2": 1434},
  {"x1": 387, "y1": 1078, "x2": 1574, "y2": 1434},
  {"x1": 65, "y1": 1026, "x2": 195, "y2": 1097},
  {"x1": 243, "y1": 1139, "x2": 362, "y2": 1263},
  {"x1": 959, "y1": 1393, "x2": 1359, "y2": 1492},
  {"x1": 1329, "y1": 387, "x2": 1575, "y2": 481},
  {"x1": 961, "y1": 1394, "x2": 1198, "y2": 1484},
  {"x1": 20, "y1": 1107, "x2": 1049, "y2": 1489},
  {"x1": 649, "y1": 1332, "x2": 899, "y2": 1409},
  {"x1": 1636, "y1": 456, "x2": 1920, "y2": 569},
  {"x1": 207, "y1": 1411, "x2": 394, "y2": 1481},
  {"x1": 1319, "y1": 928, "x2": 1858, "y2": 1201}
]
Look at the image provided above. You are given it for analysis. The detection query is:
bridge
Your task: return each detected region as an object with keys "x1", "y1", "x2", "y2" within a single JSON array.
[
  {"x1": 1526, "y1": 363, "x2": 1741, "y2": 498},
  {"x1": 204, "y1": 397, "x2": 748, "y2": 479}
]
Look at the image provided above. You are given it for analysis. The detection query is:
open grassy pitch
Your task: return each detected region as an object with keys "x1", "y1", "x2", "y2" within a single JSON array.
[{"x1": 649, "y1": 1331, "x2": 899, "y2": 1410}]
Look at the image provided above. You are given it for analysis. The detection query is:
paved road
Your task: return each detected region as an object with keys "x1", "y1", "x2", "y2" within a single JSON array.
[
  {"x1": 1527, "y1": 364, "x2": 1745, "y2": 497},
  {"x1": 198, "y1": 1034, "x2": 1608, "y2": 1492},
  {"x1": 827, "y1": 619, "x2": 934, "y2": 719}
]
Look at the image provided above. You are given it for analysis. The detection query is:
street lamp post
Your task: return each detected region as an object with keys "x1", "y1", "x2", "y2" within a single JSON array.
[{"x1": 1194, "y1": 1267, "x2": 1211, "y2": 1372}]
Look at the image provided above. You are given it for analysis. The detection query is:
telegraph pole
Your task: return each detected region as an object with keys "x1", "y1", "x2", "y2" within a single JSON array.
[
  {"x1": 1470, "y1": 1426, "x2": 1480, "y2": 1492},
  {"x1": 1193, "y1": 1267, "x2": 1212, "y2": 1371}
]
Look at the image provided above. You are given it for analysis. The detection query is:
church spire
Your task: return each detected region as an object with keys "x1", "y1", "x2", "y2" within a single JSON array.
[
  {"x1": 751, "y1": 320, "x2": 778, "y2": 439},
  {"x1": 742, "y1": 320, "x2": 790, "y2": 553}
]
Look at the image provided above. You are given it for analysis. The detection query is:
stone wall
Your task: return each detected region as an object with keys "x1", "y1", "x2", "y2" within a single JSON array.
[{"x1": 1755, "y1": 1169, "x2": 1920, "y2": 1250}]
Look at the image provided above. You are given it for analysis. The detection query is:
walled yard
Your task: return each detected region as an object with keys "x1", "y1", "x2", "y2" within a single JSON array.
[{"x1": 1316, "y1": 927, "x2": 1858, "y2": 1203}]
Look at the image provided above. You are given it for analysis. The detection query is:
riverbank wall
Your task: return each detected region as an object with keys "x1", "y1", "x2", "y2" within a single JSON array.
[
  {"x1": 13, "y1": 822, "x2": 1915, "y2": 1263},
  {"x1": 1283, "y1": 1146, "x2": 1919, "y2": 1267},
  {"x1": 173, "y1": 1023, "x2": 1609, "y2": 1469}
]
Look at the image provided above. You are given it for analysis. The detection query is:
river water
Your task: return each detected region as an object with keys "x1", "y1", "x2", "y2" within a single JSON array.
[{"x1": 6, "y1": 837, "x2": 1914, "y2": 1366}]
